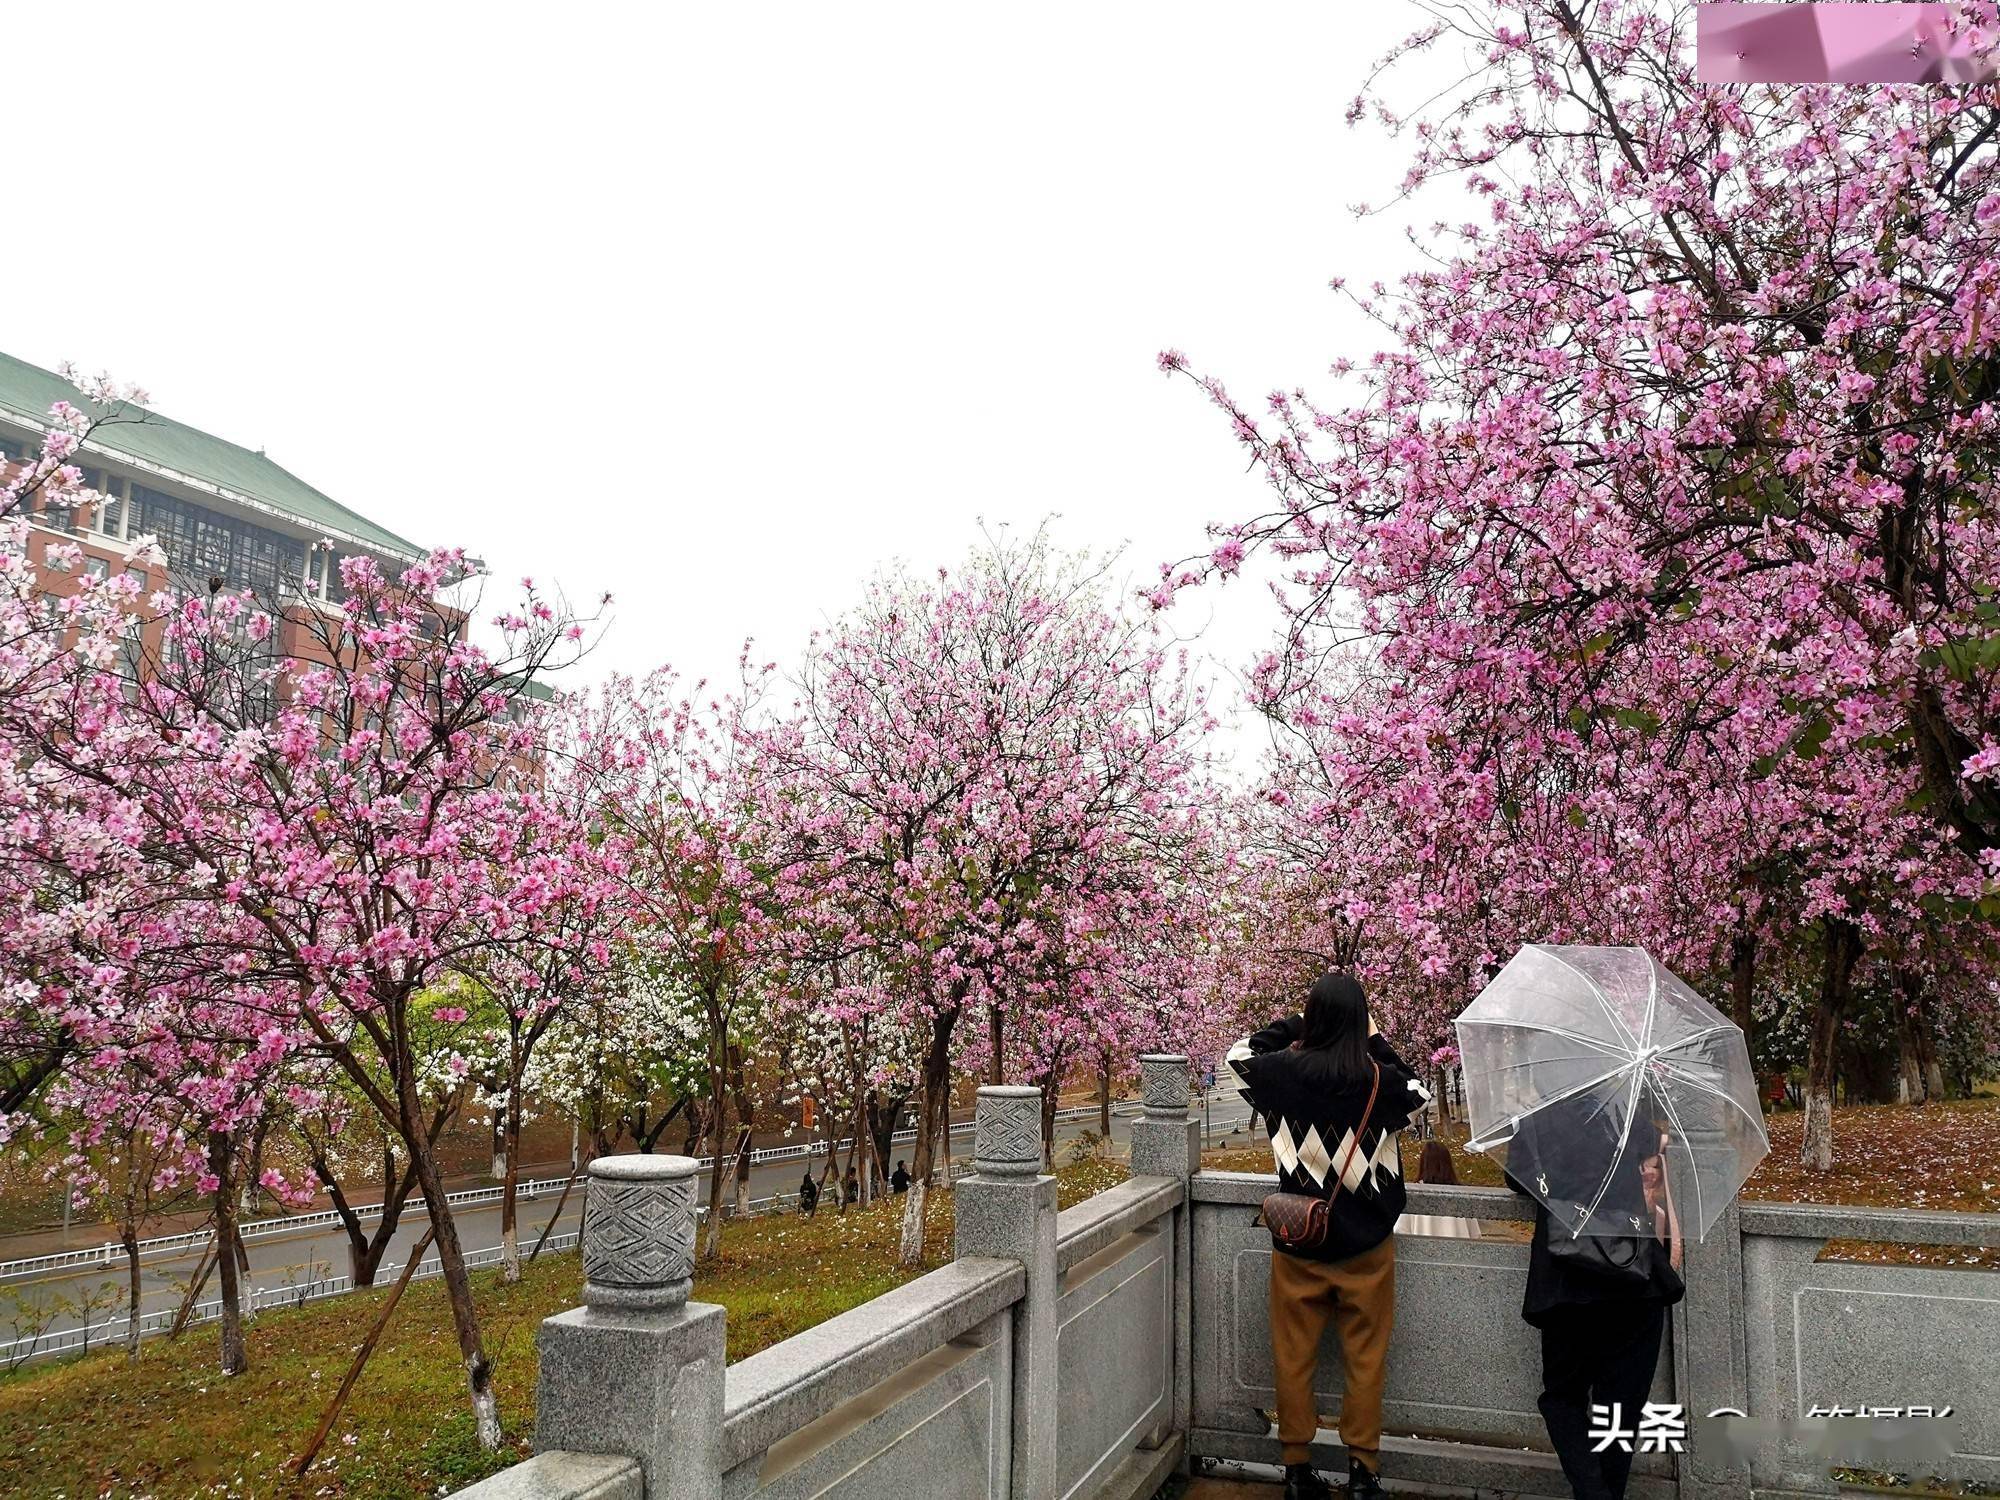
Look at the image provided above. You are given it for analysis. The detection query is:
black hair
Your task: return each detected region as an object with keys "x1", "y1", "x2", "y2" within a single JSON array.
[{"x1": 1302, "y1": 970, "x2": 1372, "y2": 1084}]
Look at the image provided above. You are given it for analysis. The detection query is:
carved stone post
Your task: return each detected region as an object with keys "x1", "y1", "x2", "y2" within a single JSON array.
[
  {"x1": 955, "y1": 1085, "x2": 1059, "y2": 1500},
  {"x1": 535, "y1": 1155, "x2": 725, "y2": 1499},
  {"x1": 1131, "y1": 1053, "x2": 1196, "y2": 1453}
]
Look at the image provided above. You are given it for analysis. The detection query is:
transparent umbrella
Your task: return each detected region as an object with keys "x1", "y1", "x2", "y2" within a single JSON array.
[{"x1": 1454, "y1": 945, "x2": 1768, "y2": 1242}]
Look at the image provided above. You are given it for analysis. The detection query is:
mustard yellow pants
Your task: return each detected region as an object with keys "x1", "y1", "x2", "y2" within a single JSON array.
[{"x1": 1268, "y1": 1236, "x2": 1396, "y2": 1469}]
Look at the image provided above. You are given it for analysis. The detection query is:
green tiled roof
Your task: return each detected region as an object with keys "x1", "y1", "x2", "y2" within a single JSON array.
[{"x1": 0, "y1": 349, "x2": 421, "y2": 560}]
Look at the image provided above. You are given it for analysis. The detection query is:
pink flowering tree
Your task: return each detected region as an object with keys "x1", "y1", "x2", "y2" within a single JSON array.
[
  {"x1": 762, "y1": 529, "x2": 1222, "y2": 1267},
  {"x1": 49, "y1": 556, "x2": 602, "y2": 1438},
  {"x1": 0, "y1": 374, "x2": 156, "y2": 1133},
  {"x1": 559, "y1": 660, "x2": 783, "y2": 1261},
  {"x1": 1166, "y1": 1, "x2": 2000, "y2": 1169}
]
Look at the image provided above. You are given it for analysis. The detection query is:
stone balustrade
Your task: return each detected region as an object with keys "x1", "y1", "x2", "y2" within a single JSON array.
[{"x1": 456, "y1": 1054, "x2": 2000, "y2": 1500}]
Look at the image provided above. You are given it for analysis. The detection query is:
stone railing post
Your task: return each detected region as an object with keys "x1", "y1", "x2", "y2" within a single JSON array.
[
  {"x1": 535, "y1": 1156, "x2": 725, "y2": 1499},
  {"x1": 1673, "y1": 1200, "x2": 1751, "y2": 1500},
  {"x1": 954, "y1": 1084, "x2": 1059, "y2": 1500},
  {"x1": 1130, "y1": 1053, "x2": 1196, "y2": 1451}
]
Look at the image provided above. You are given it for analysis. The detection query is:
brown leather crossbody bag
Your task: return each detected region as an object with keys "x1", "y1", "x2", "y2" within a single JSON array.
[{"x1": 1258, "y1": 1059, "x2": 1380, "y2": 1251}]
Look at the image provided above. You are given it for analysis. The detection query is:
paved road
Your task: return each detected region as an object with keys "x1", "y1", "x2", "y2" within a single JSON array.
[{"x1": 4, "y1": 1087, "x2": 1260, "y2": 1347}]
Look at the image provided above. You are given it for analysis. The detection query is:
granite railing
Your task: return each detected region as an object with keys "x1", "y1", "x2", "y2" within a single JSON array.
[
  {"x1": 457, "y1": 1054, "x2": 1199, "y2": 1500},
  {"x1": 459, "y1": 1062, "x2": 2000, "y2": 1500},
  {"x1": 1187, "y1": 1180, "x2": 2000, "y2": 1499}
]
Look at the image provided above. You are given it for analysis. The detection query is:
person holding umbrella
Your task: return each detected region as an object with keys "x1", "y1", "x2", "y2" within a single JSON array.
[
  {"x1": 1226, "y1": 972, "x2": 1430, "y2": 1500},
  {"x1": 1456, "y1": 945, "x2": 1767, "y2": 1500},
  {"x1": 1503, "y1": 1100, "x2": 1684, "y2": 1500}
]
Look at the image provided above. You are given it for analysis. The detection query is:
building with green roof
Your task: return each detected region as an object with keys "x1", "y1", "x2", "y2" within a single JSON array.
[{"x1": 0, "y1": 349, "x2": 421, "y2": 604}]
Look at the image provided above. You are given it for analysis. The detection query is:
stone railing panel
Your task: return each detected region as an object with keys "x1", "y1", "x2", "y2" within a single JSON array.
[
  {"x1": 1740, "y1": 1210, "x2": 2000, "y2": 1496},
  {"x1": 455, "y1": 1451, "x2": 643, "y2": 1500},
  {"x1": 724, "y1": 1308, "x2": 1013, "y2": 1500},
  {"x1": 1055, "y1": 1222, "x2": 1173, "y2": 1499},
  {"x1": 721, "y1": 1255, "x2": 1025, "y2": 1473},
  {"x1": 1055, "y1": 1176, "x2": 1180, "y2": 1274},
  {"x1": 1189, "y1": 1173, "x2": 1674, "y2": 1499}
]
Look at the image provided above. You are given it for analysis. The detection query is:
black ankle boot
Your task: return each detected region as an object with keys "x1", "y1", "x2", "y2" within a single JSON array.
[
  {"x1": 1347, "y1": 1451, "x2": 1388, "y2": 1498},
  {"x1": 1283, "y1": 1461, "x2": 1334, "y2": 1500}
]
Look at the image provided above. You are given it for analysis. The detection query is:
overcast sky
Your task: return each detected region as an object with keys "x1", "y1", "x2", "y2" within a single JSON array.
[{"x1": 9, "y1": 3, "x2": 1454, "y2": 761}]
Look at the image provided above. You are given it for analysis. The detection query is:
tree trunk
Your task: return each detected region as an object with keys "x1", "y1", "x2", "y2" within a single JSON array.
[
  {"x1": 1098, "y1": 1059, "x2": 1112, "y2": 1140},
  {"x1": 208, "y1": 1131, "x2": 248, "y2": 1376},
  {"x1": 702, "y1": 1038, "x2": 729, "y2": 1262},
  {"x1": 851, "y1": 1100, "x2": 869, "y2": 1207},
  {"x1": 121, "y1": 1221, "x2": 142, "y2": 1363},
  {"x1": 1895, "y1": 972, "x2": 1926, "y2": 1105},
  {"x1": 490, "y1": 1097, "x2": 507, "y2": 1181},
  {"x1": 500, "y1": 1088, "x2": 524, "y2": 1284},
  {"x1": 1803, "y1": 920, "x2": 1862, "y2": 1173},
  {"x1": 682, "y1": 1099, "x2": 706, "y2": 1157},
  {"x1": 897, "y1": 1012, "x2": 957, "y2": 1270},
  {"x1": 1729, "y1": 927, "x2": 1758, "y2": 1058},
  {"x1": 241, "y1": 1118, "x2": 269, "y2": 1217},
  {"x1": 731, "y1": 1053, "x2": 755, "y2": 1218},
  {"x1": 398, "y1": 1069, "x2": 500, "y2": 1448},
  {"x1": 1915, "y1": 988, "x2": 1947, "y2": 1101},
  {"x1": 988, "y1": 1005, "x2": 1005, "y2": 1086},
  {"x1": 1040, "y1": 1075, "x2": 1058, "y2": 1166}
]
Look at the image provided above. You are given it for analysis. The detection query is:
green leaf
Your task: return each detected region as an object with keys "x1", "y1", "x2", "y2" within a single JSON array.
[{"x1": 1612, "y1": 707, "x2": 1661, "y2": 736}]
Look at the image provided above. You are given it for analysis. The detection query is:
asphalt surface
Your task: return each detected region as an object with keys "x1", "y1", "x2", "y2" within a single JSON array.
[{"x1": 3, "y1": 1086, "x2": 1260, "y2": 1346}]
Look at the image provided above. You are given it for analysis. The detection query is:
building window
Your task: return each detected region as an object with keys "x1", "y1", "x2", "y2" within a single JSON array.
[
  {"x1": 132, "y1": 482, "x2": 307, "y2": 602},
  {"x1": 83, "y1": 556, "x2": 110, "y2": 581}
]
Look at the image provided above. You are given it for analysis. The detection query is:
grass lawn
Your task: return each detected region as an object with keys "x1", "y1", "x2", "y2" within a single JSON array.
[{"x1": 0, "y1": 1158, "x2": 1129, "y2": 1500}]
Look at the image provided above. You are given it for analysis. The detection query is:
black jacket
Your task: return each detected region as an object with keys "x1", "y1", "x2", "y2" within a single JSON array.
[
  {"x1": 1228, "y1": 1018, "x2": 1427, "y2": 1263},
  {"x1": 1502, "y1": 1105, "x2": 1685, "y2": 1327}
]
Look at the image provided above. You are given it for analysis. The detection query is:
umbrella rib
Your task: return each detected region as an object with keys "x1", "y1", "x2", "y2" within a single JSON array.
[
  {"x1": 1650, "y1": 1078, "x2": 1708, "y2": 1246},
  {"x1": 1651, "y1": 1055, "x2": 1770, "y2": 1144},
  {"x1": 1573, "y1": 1060, "x2": 1644, "y2": 1237},
  {"x1": 1456, "y1": 1016, "x2": 1630, "y2": 1060},
  {"x1": 1657, "y1": 1022, "x2": 1739, "y2": 1056},
  {"x1": 1541, "y1": 948, "x2": 1641, "y2": 1053},
  {"x1": 1478, "y1": 1051, "x2": 1630, "y2": 1076},
  {"x1": 1465, "y1": 1056, "x2": 1635, "y2": 1150}
]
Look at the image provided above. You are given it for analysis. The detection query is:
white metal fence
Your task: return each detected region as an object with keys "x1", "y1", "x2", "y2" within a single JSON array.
[
  {"x1": 0, "y1": 1148, "x2": 998, "y2": 1367},
  {"x1": 0, "y1": 1230, "x2": 584, "y2": 1367}
]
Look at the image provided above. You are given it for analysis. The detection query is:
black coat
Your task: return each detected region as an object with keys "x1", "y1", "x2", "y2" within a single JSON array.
[
  {"x1": 1502, "y1": 1105, "x2": 1685, "y2": 1327},
  {"x1": 1229, "y1": 1019, "x2": 1426, "y2": 1262}
]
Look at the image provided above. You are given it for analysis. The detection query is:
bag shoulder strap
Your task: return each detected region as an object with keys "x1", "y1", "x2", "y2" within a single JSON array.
[{"x1": 1326, "y1": 1060, "x2": 1382, "y2": 1205}]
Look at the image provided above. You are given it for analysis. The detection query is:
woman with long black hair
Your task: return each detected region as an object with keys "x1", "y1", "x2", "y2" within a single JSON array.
[{"x1": 1227, "y1": 972, "x2": 1429, "y2": 1500}]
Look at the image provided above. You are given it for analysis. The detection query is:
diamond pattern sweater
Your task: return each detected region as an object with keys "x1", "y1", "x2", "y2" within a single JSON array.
[{"x1": 1227, "y1": 1019, "x2": 1429, "y2": 1262}]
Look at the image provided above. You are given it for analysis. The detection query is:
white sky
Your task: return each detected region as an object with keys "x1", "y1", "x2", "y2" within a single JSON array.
[{"x1": 7, "y1": 3, "x2": 1456, "y2": 763}]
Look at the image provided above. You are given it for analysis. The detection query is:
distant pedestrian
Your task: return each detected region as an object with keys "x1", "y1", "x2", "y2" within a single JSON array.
[
  {"x1": 843, "y1": 1164, "x2": 860, "y2": 1210},
  {"x1": 891, "y1": 1159, "x2": 911, "y2": 1194},
  {"x1": 798, "y1": 1170, "x2": 819, "y2": 1218}
]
